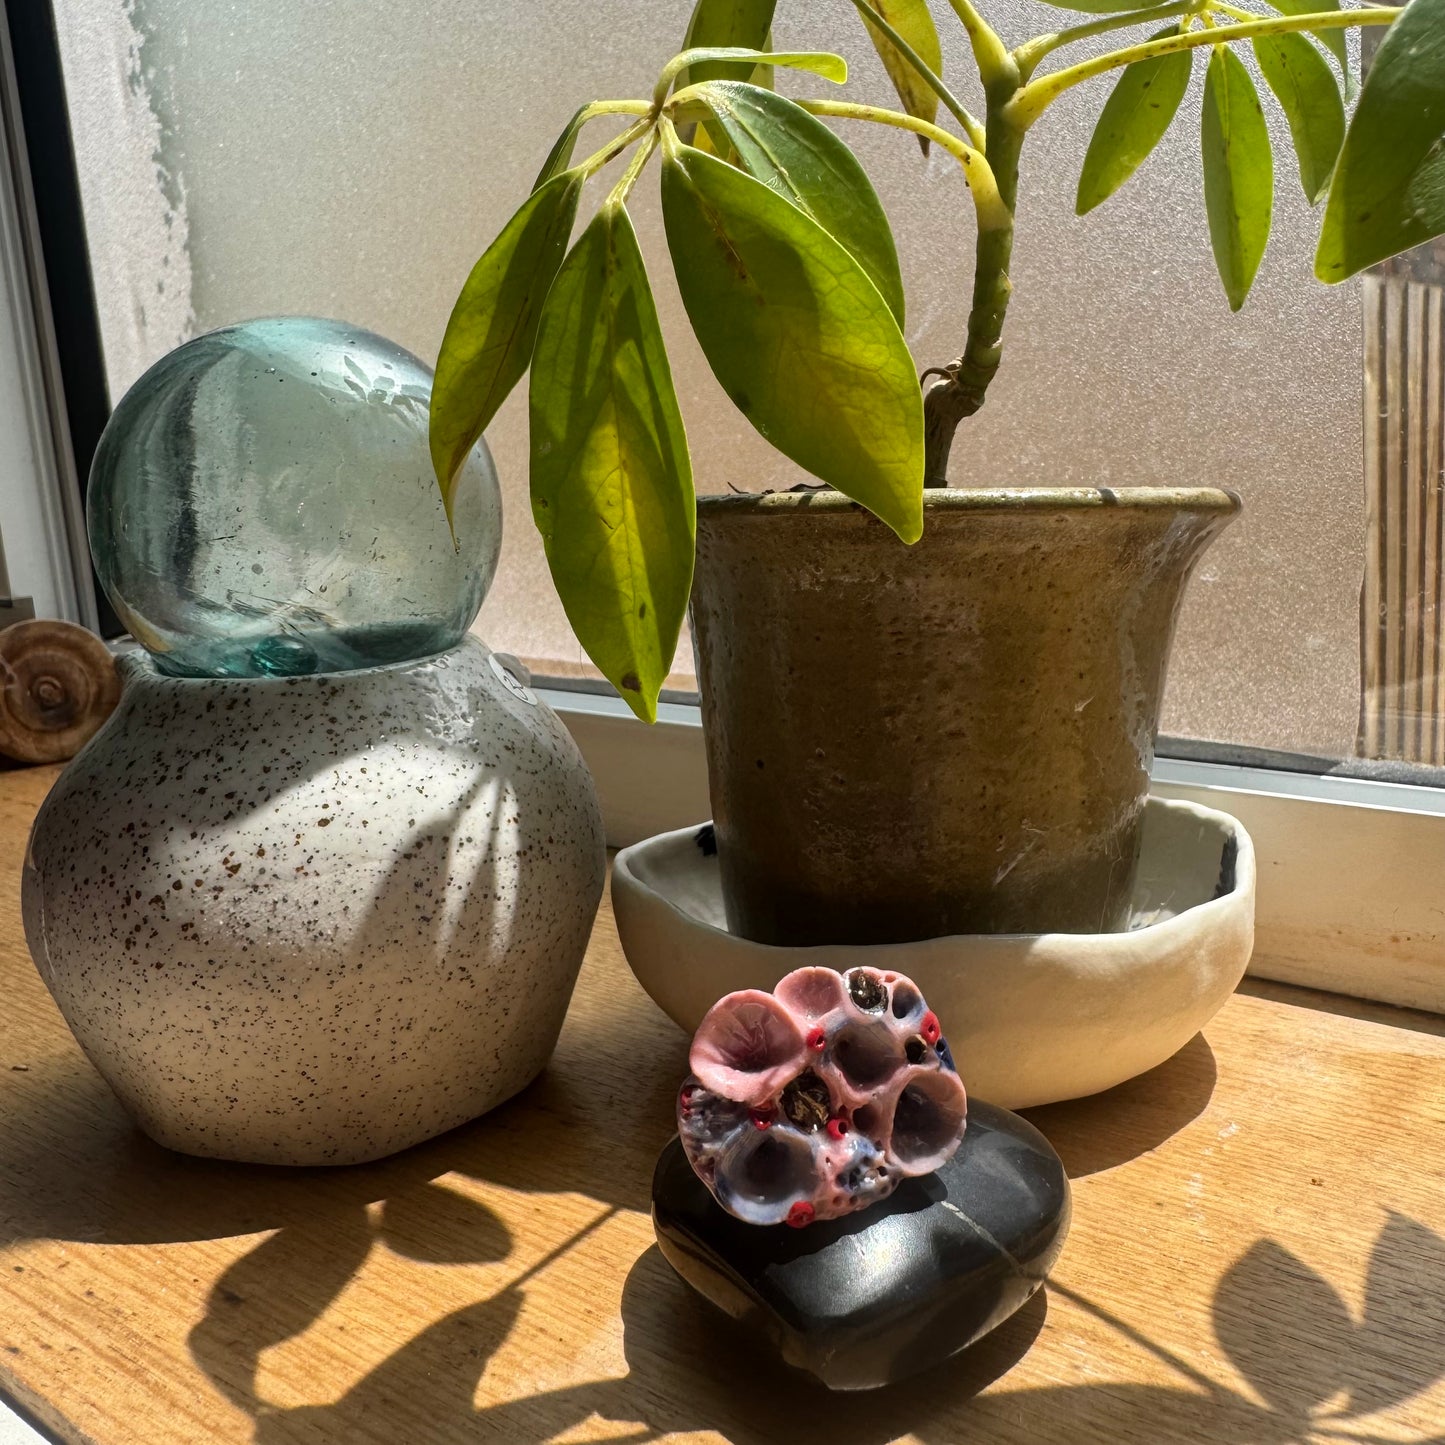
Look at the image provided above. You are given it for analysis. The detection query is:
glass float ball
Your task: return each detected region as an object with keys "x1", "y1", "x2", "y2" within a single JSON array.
[{"x1": 87, "y1": 317, "x2": 501, "y2": 678}]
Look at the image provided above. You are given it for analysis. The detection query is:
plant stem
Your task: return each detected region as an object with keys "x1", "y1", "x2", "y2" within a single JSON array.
[
  {"x1": 943, "y1": 0, "x2": 1015, "y2": 90},
  {"x1": 1014, "y1": 0, "x2": 1207, "y2": 78},
  {"x1": 792, "y1": 98, "x2": 1011, "y2": 232},
  {"x1": 580, "y1": 99, "x2": 654, "y2": 120},
  {"x1": 577, "y1": 117, "x2": 654, "y2": 180},
  {"x1": 922, "y1": 111, "x2": 1022, "y2": 484},
  {"x1": 846, "y1": 0, "x2": 985, "y2": 149},
  {"x1": 653, "y1": 47, "x2": 722, "y2": 108},
  {"x1": 604, "y1": 128, "x2": 659, "y2": 208},
  {"x1": 658, "y1": 112, "x2": 686, "y2": 162},
  {"x1": 1006, "y1": 7, "x2": 1401, "y2": 127}
]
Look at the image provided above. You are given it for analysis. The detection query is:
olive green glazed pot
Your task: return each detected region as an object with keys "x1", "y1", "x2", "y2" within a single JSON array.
[{"x1": 689, "y1": 487, "x2": 1241, "y2": 946}]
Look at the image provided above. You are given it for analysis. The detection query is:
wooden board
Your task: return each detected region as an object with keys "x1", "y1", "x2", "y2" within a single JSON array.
[{"x1": 1, "y1": 764, "x2": 1444, "y2": 1443}]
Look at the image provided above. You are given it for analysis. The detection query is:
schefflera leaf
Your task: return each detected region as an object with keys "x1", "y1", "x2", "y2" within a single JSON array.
[
  {"x1": 680, "y1": 0, "x2": 777, "y2": 84},
  {"x1": 533, "y1": 106, "x2": 590, "y2": 192},
  {"x1": 668, "y1": 47, "x2": 847, "y2": 86},
  {"x1": 1201, "y1": 47, "x2": 1273, "y2": 312},
  {"x1": 1076, "y1": 29, "x2": 1192, "y2": 215},
  {"x1": 1316, "y1": 0, "x2": 1445, "y2": 283},
  {"x1": 430, "y1": 169, "x2": 583, "y2": 521},
  {"x1": 529, "y1": 206, "x2": 696, "y2": 723},
  {"x1": 1264, "y1": 0, "x2": 1350, "y2": 86},
  {"x1": 660, "y1": 136, "x2": 924, "y2": 544},
  {"x1": 688, "y1": 49, "x2": 776, "y2": 159},
  {"x1": 857, "y1": 0, "x2": 944, "y2": 148},
  {"x1": 677, "y1": 0, "x2": 778, "y2": 150},
  {"x1": 1253, "y1": 31, "x2": 1344, "y2": 206},
  {"x1": 688, "y1": 81, "x2": 906, "y2": 323}
]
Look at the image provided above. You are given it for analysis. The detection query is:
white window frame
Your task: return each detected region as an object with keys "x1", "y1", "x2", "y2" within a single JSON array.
[
  {"x1": 545, "y1": 686, "x2": 1445, "y2": 1017},
  {"x1": 0, "y1": 5, "x2": 91, "y2": 629}
]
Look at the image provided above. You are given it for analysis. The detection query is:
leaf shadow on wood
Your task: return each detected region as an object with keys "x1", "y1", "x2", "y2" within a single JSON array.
[
  {"x1": 238, "y1": 1244, "x2": 1049, "y2": 1445},
  {"x1": 249, "y1": 1290, "x2": 528, "y2": 1445},
  {"x1": 1211, "y1": 1214, "x2": 1445, "y2": 1436},
  {"x1": 1022, "y1": 1032, "x2": 1219, "y2": 1178},
  {"x1": 0, "y1": 876, "x2": 678, "y2": 1251},
  {"x1": 222, "y1": 1220, "x2": 1445, "y2": 1445},
  {"x1": 187, "y1": 1206, "x2": 376, "y2": 1416},
  {"x1": 198, "y1": 1210, "x2": 1445, "y2": 1445},
  {"x1": 185, "y1": 1179, "x2": 515, "y2": 1417},
  {"x1": 0, "y1": 1031, "x2": 673, "y2": 1248}
]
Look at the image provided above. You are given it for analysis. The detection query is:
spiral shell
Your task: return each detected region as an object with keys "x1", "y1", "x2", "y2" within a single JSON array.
[
  {"x1": 678, "y1": 966, "x2": 967, "y2": 1227},
  {"x1": 0, "y1": 620, "x2": 120, "y2": 764}
]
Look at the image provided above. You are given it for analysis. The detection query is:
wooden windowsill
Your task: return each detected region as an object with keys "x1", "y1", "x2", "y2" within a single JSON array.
[{"x1": 1, "y1": 763, "x2": 1443, "y2": 1443}]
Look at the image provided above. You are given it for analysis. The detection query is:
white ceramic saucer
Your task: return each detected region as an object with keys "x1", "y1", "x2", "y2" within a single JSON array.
[{"x1": 612, "y1": 797, "x2": 1255, "y2": 1109}]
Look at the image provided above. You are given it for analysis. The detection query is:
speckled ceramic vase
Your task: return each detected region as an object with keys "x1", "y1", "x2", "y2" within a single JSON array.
[
  {"x1": 690, "y1": 488, "x2": 1240, "y2": 946},
  {"x1": 21, "y1": 637, "x2": 605, "y2": 1166}
]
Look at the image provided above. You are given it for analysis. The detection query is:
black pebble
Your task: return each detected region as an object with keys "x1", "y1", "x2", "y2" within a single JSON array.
[{"x1": 651, "y1": 1099, "x2": 1070, "y2": 1390}]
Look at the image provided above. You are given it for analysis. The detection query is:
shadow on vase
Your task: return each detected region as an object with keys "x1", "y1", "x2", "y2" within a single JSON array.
[{"x1": 1021, "y1": 1031, "x2": 1218, "y2": 1177}]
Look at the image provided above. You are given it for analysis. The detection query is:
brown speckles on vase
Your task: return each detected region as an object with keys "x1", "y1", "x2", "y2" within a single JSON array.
[{"x1": 20, "y1": 638, "x2": 606, "y2": 1166}]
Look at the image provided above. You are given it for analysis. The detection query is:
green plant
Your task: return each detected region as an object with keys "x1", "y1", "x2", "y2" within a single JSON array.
[{"x1": 431, "y1": 0, "x2": 1443, "y2": 721}]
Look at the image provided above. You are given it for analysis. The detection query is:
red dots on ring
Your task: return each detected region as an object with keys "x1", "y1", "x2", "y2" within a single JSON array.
[
  {"x1": 787, "y1": 1201, "x2": 815, "y2": 1229},
  {"x1": 678, "y1": 967, "x2": 967, "y2": 1228}
]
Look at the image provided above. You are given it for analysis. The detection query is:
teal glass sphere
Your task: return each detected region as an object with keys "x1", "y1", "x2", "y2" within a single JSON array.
[{"x1": 88, "y1": 317, "x2": 501, "y2": 678}]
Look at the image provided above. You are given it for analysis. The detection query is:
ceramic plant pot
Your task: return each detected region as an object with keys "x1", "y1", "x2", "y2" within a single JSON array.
[
  {"x1": 689, "y1": 488, "x2": 1240, "y2": 945},
  {"x1": 21, "y1": 637, "x2": 605, "y2": 1166},
  {"x1": 613, "y1": 796, "x2": 1255, "y2": 1109}
]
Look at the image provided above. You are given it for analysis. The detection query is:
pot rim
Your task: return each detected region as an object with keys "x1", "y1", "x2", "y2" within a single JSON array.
[{"x1": 695, "y1": 485, "x2": 1242, "y2": 518}]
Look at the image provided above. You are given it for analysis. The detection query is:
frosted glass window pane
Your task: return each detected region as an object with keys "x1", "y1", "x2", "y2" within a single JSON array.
[{"x1": 55, "y1": 1, "x2": 1378, "y2": 758}]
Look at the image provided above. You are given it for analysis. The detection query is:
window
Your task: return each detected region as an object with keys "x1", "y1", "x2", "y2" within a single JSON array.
[
  {"x1": 16, "y1": 1, "x2": 1445, "y2": 1010},
  {"x1": 49, "y1": 0, "x2": 1387, "y2": 752}
]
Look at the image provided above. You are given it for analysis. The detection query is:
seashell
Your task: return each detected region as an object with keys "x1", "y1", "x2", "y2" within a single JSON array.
[
  {"x1": 0, "y1": 620, "x2": 120, "y2": 764},
  {"x1": 677, "y1": 966, "x2": 967, "y2": 1227}
]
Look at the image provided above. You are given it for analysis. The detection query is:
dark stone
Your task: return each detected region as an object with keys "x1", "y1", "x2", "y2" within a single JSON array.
[{"x1": 651, "y1": 1099, "x2": 1070, "y2": 1391}]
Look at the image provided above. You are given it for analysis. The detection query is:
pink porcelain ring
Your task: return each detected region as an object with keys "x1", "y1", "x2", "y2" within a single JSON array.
[{"x1": 677, "y1": 966, "x2": 967, "y2": 1227}]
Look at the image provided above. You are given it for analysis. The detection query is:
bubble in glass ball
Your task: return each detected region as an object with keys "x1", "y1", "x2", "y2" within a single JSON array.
[{"x1": 87, "y1": 316, "x2": 501, "y2": 678}]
